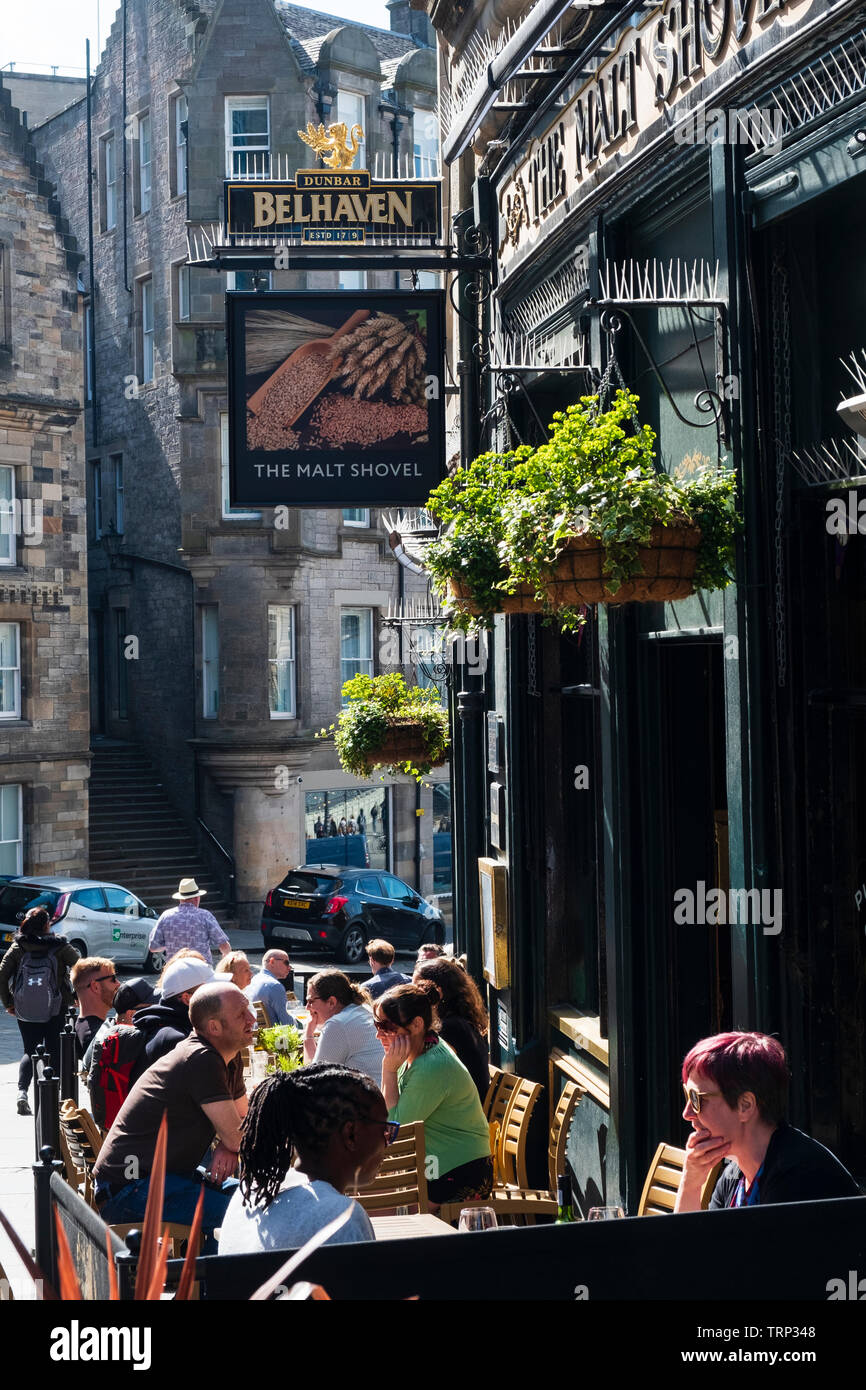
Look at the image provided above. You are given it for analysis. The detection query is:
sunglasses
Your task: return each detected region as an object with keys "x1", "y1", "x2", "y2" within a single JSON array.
[
  {"x1": 94, "y1": 974, "x2": 117, "y2": 985},
  {"x1": 373, "y1": 1017, "x2": 401, "y2": 1034},
  {"x1": 358, "y1": 1118, "x2": 400, "y2": 1145},
  {"x1": 683, "y1": 1083, "x2": 721, "y2": 1114}
]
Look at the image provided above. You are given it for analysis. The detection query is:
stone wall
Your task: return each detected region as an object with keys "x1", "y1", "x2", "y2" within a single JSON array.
[{"x1": 0, "y1": 78, "x2": 89, "y2": 876}]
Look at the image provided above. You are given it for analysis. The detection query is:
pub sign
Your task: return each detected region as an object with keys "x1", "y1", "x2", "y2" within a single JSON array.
[{"x1": 226, "y1": 291, "x2": 446, "y2": 508}]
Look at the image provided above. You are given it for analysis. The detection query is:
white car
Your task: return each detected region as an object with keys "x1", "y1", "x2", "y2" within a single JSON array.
[{"x1": 0, "y1": 876, "x2": 164, "y2": 972}]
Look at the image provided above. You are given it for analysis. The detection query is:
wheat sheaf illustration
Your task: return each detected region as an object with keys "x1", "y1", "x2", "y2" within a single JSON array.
[{"x1": 298, "y1": 121, "x2": 364, "y2": 170}]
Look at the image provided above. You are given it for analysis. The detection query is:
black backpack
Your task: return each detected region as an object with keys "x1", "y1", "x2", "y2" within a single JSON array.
[{"x1": 12, "y1": 942, "x2": 64, "y2": 1023}]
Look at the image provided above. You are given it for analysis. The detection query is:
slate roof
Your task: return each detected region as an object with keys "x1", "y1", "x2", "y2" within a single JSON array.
[{"x1": 275, "y1": 1, "x2": 420, "y2": 71}]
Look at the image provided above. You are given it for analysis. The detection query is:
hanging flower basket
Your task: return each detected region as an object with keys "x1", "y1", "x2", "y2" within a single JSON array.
[
  {"x1": 538, "y1": 523, "x2": 702, "y2": 607},
  {"x1": 360, "y1": 720, "x2": 437, "y2": 770},
  {"x1": 447, "y1": 579, "x2": 541, "y2": 617}
]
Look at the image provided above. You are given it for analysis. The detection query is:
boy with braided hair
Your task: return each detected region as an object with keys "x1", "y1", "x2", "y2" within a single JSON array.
[{"x1": 218, "y1": 1064, "x2": 395, "y2": 1253}]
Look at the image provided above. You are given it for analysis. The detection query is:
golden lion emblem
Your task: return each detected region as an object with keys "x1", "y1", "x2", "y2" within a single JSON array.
[{"x1": 297, "y1": 121, "x2": 364, "y2": 171}]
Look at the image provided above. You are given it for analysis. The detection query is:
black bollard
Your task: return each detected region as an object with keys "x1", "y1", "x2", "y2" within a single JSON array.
[
  {"x1": 31, "y1": 1045, "x2": 47, "y2": 1160},
  {"x1": 33, "y1": 1144, "x2": 64, "y2": 1296},
  {"x1": 59, "y1": 1022, "x2": 77, "y2": 1103},
  {"x1": 37, "y1": 1066, "x2": 61, "y2": 1164}
]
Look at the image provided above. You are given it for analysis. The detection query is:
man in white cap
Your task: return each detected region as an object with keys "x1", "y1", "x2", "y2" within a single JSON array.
[
  {"x1": 130, "y1": 954, "x2": 218, "y2": 1081},
  {"x1": 148, "y1": 877, "x2": 231, "y2": 963}
]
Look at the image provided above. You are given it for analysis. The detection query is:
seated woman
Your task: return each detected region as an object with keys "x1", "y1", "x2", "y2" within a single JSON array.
[
  {"x1": 303, "y1": 970, "x2": 382, "y2": 1083},
  {"x1": 218, "y1": 1064, "x2": 392, "y2": 1253},
  {"x1": 215, "y1": 951, "x2": 253, "y2": 991},
  {"x1": 375, "y1": 981, "x2": 493, "y2": 1209},
  {"x1": 675, "y1": 1031, "x2": 860, "y2": 1212},
  {"x1": 414, "y1": 957, "x2": 490, "y2": 1104}
]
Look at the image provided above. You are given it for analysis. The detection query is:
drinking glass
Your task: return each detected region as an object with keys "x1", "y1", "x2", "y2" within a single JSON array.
[
  {"x1": 458, "y1": 1207, "x2": 498, "y2": 1232},
  {"x1": 587, "y1": 1206, "x2": 625, "y2": 1220}
]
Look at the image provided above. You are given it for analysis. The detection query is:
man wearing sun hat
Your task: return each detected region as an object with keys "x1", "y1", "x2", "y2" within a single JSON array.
[{"x1": 148, "y1": 876, "x2": 231, "y2": 963}]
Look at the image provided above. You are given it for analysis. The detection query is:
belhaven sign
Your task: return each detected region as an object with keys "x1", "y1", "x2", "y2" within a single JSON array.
[
  {"x1": 226, "y1": 291, "x2": 445, "y2": 508},
  {"x1": 226, "y1": 173, "x2": 441, "y2": 243},
  {"x1": 497, "y1": 0, "x2": 818, "y2": 273},
  {"x1": 225, "y1": 122, "x2": 441, "y2": 244}
]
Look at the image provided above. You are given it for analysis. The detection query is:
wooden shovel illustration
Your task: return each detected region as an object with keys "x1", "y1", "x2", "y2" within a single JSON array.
[{"x1": 247, "y1": 309, "x2": 371, "y2": 424}]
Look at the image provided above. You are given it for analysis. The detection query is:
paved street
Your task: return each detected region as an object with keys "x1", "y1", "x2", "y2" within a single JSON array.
[{"x1": 0, "y1": 937, "x2": 416, "y2": 1297}]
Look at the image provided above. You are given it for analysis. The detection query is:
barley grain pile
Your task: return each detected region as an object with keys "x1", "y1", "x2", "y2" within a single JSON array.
[
  {"x1": 310, "y1": 395, "x2": 427, "y2": 446},
  {"x1": 247, "y1": 355, "x2": 331, "y2": 449}
]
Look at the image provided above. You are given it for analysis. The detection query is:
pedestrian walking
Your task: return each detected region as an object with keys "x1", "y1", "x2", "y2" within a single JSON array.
[
  {"x1": 148, "y1": 877, "x2": 231, "y2": 962},
  {"x1": 0, "y1": 907, "x2": 79, "y2": 1115}
]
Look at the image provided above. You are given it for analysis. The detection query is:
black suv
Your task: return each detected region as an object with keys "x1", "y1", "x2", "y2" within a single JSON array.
[{"x1": 261, "y1": 865, "x2": 445, "y2": 964}]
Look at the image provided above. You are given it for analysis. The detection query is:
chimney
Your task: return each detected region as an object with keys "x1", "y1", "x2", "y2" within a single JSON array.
[{"x1": 386, "y1": 0, "x2": 434, "y2": 46}]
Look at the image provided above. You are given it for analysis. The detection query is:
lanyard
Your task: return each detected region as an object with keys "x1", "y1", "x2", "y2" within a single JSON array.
[{"x1": 731, "y1": 1162, "x2": 764, "y2": 1207}]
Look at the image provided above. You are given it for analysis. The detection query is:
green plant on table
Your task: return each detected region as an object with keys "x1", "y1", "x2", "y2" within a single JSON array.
[
  {"x1": 259, "y1": 1023, "x2": 304, "y2": 1073},
  {"x1": 324, "y1": 672, "x2": 450, "y2": 780}
]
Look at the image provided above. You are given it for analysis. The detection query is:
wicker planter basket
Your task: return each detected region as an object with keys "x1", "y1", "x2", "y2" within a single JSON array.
[
  {"x1": 447, "y1": 579, "x2": 541, "y2": 616},
  {"x1": 362, "y1": 721, "x2": 440, "y2": 769},
  {"x1": 539, "y1": 524, "x2": 702, "y2": 606}
]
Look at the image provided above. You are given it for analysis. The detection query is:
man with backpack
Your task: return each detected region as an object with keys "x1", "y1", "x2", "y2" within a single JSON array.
[
  {"x1": 88, "y1": 955, "x2": 216, "y2": 1129},
  {"x1": 0, "y1": 906, "x2": 79, "y2": 1115}
]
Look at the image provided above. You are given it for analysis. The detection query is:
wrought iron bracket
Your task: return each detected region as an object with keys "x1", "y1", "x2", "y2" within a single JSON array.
[{"x1": 588, "y1": 298, "x2": 730, "y2": 456}]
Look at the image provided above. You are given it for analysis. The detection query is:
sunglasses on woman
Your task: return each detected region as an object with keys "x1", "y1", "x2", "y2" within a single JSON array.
[
  {"x1": 373, "y1": 1015, "x2": 399, "y2": 1033},
  {"x1": 682, "y1": 1083, "x2": 721, "y2": 1114}
]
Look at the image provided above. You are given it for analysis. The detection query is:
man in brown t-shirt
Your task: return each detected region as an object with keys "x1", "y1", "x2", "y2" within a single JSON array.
[{"x1": 93, "y1": 980, "x2": 253, "y2": 1249}]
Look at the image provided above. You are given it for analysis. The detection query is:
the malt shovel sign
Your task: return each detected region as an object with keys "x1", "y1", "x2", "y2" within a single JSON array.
[
  {"x1": 224, "y1": 121, "x2": 441, "y2": 244},
  {"x1": 225, "y1": 125, "x2": 445, "y2": 509}
]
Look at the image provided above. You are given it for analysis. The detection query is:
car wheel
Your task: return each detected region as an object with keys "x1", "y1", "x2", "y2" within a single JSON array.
[
  {"x1": 420, "y1": 921, "x2": 445, "y2": 947},
  {"x1": 144, "y1": 948, "x2": 166, "y2": 975},
  {"x1": 338, "y1": 924, "x2": 367, "y2": 965},
  {"x1": 68, "y1": 938, "x2": 88, "y2": 961}
]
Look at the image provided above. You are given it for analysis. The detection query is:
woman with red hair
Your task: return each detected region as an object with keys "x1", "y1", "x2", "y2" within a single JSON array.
[{"x1": 674, "y1": 1031, "x2": 859, "y2": 1211}]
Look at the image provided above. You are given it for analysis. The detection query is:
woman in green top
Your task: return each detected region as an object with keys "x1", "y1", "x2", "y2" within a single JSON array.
[{"x1": 375, "y1": 981, "x2": 493, "y2": 1208}]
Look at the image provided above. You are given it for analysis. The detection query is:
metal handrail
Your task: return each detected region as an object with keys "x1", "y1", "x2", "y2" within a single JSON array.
[{"x1": 196, "y1": 817, "x2": 236, "y2": 910}]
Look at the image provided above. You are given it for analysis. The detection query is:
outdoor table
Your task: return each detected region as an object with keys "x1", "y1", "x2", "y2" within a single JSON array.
[{"x1": 370, "y1": 1213, "x2": 457, "y2": 1239}]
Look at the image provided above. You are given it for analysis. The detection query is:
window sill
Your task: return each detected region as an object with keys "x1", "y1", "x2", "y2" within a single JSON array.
[
  {"x1": 269, "y1": 713, "x2": 298, "y2": 721},
  {"x1": 548, "y1": 1006, "x2": 609, "y2": 1067},
  {"x1": 0, "y1": 719, "x2": 32, "y2": 727}
]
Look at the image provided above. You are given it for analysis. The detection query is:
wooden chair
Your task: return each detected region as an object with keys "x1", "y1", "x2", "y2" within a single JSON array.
[
  {"x1": 354, "y1": 1122, "x2": 428, "y2": 1215},
  {"x1": 638, "y1": 1143, "x2": 723, "y2": 1215},
  {"x1": 497, "y1": 1077, "x2": 544, "y2": 1190},
  {"x1": 484, "y1": 1068, "x2": 523, "y2": 1182},
  {"x1": 59, "y1": 1101, "x2": 104, "y2": 1209},
  {"x1": 252, "y1": 999, "x2": 270, "y2": 1032},
  {"x1": 439, "y1": 1079, "x2": 583, "y2": 1226}
]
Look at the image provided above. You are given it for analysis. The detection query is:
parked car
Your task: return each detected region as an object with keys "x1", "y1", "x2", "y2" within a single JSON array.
[
  {"x1": 261, "y1": 865, "x2": 446, "y2": 964},
  {"x1": 0, "y1": 877, "x2": 163, "y2": 972}
]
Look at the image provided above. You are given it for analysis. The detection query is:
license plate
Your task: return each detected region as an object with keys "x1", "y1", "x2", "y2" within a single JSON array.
[
  {"x1": 2, "y1": 931, "x2": 12, "y2": 943},
  {"x1": 283, "y1": 898, "x2": 310, "y2": 910}
]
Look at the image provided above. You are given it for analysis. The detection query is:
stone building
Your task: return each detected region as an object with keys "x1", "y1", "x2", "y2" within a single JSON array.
[
  {"x1": 31, "y1": 0, "x2": 450, "y2": 932},
  {"x1": 0, "y1": 77, "x2": 89, "y2": 878}
]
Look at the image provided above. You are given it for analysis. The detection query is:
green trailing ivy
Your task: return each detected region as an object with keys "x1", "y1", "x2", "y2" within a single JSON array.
[
  {"x1": 424, "y1": 392, "x2": 741, "y2": 631},
  {"x1": 320, "y1": 673, "x2": 450, "y2": 780}
]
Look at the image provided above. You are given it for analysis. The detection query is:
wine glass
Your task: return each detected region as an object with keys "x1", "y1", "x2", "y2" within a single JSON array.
[
  {"x1": 587, "y1": 1206, "x2": 625, "y2": 1220},
  {"x1": 458, "y1": 1207, "x2": 498, "y2": 1231}
]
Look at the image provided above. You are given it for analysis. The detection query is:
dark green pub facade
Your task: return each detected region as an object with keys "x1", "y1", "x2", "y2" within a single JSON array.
[{"x1": 428, "y1": 0, "x2": 866, "y2": 1209}]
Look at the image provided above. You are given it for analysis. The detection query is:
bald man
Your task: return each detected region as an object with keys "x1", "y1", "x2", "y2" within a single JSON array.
[
  {"x1": 245, "y1": 948, "x2": 294, "y2": 1025},
  {"x1": 92, "y1": 981, "x2": 253, "y2": 1249}
]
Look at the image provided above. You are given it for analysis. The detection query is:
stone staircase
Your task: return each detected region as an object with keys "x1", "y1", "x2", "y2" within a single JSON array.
[{"x1": 88, "y1": 741, "x2": 236, "y2": 930}]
